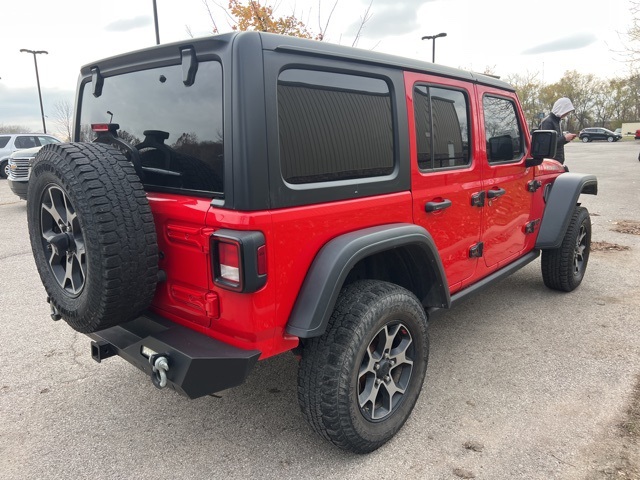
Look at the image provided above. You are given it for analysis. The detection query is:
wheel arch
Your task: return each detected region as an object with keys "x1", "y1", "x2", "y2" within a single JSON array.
[
  {"x1": 285, "y1": 223, "x2": 449, "y2": 339},
  {"x1": 536, "y1": 172, "x2": 597, "y2": 249}
]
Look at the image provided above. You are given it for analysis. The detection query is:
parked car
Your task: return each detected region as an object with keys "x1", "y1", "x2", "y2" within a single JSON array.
[
  {"x1": 578, "y1": 127, "x2": 622, "y2": 143},
  {"x1": 614, "y1": 128, "x2": 622, "y2": 136},
  {"x1": 26, "y1": 31, "x2": 597, "y2": 454},
  {"x1": 7, "y1": 146, "x2": 42, "y2": 200},
  {"x1": 0, "y1": 133, "x2": 61, "y2": 178},
  {"x1": 635, "y1": 129, "x2": 640, "y2": 140}
]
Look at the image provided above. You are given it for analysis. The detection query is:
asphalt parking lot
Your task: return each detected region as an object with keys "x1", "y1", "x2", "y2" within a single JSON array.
[{"x1": 1, "y1": 141, "x2": 639, "y2": 479}]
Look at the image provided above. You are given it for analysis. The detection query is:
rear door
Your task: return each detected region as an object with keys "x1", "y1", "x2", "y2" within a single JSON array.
[
  {"x1": 477, "y1": 87, "x2": 534, "y2": 268},
  {"x1": 406, "y1": 72, "x2": 483, "y2": 293}
]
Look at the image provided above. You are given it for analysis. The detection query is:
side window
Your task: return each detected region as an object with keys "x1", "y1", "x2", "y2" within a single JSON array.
[
  {"x1": 277, "y1": 69, "x2": 394, "y2": 184},
  {"x1": 0, "y1": 136, "x2": 10, "y2": 148},
  {"x1": 483, "y1": 96, "x2": 523, "y2": 164},
  {"x1": 413, "y1": 85, "x2": 470, "y2": 170},
  {"x1": 14, "y1": 136, "x2": 37, "y2": 149},
  {"x1": 37, "y1": 136, "x2": 61, "y2": 146}
]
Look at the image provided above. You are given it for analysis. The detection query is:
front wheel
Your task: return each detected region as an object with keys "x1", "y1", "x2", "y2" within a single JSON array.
[
  {"x1": 298, "y1": 280, "x2": 429, "y2": 454},
  {"x1": 607, "y1": 136, "x2": 614, "y2": 142},
  {"x1": 0, "y1": 159, "x2": 8, "y2": 179},
  {"x1": 581, "y1": 136, "x2": 589, "y2": 143},
  {"x1": 541, "y1": 206, "x2": 591, "y2": 292}
]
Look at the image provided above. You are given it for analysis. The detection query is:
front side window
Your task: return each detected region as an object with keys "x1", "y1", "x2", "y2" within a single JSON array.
[
  {"x1": 483, "y1": 96, "x2": 523, "y2": 164},
  {"x1": 79, "y1": 61, "x2": 224, "y2": 194},
  {"x1": 413, "y1": 85, "x2": 470, "y2": 170},
  {"x1": 277, "y1": 69, "x2": 394, "y2": 184},
  {"x1": 14, "y1": 136, "x2": 37, "y2": 149}
]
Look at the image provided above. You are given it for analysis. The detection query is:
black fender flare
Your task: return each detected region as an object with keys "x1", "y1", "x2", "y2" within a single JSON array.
[
  {"x1": 535, "y1": 173, "x2": 598, "y2": 249},
  {"x1": 285, "y1": 223, "x2": 449, "y2": 338}
]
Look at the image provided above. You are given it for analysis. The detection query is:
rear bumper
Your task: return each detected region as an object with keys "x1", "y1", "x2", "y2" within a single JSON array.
[{"x1": 88, "y1": 311, "x2": 261, "y2": 399}]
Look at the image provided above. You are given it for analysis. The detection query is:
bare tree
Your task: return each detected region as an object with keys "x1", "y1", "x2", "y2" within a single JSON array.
[
  {"x1": 52, "y1": 100, "x2": 73, "y2": 141},
  {"x1": 0, "y1": 124, "x2": 33, "y2": 134}
]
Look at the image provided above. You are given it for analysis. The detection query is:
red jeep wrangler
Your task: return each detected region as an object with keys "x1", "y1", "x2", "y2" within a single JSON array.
[{"x1": 26, "y1": 32, "x2": 597, "y2": 453}]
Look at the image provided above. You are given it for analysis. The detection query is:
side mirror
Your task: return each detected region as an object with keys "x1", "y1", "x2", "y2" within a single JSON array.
[{"x1": 526, "y1": 130, "x2": 557, "y2": 167}]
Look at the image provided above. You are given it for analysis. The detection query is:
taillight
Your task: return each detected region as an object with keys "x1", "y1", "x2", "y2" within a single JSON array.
[
  {"x1": 217, "y1": 241, "x2": 241, "y2": 284},
  {"x1": 211, "y1": 230, "x2": 267, "y2": 293}
]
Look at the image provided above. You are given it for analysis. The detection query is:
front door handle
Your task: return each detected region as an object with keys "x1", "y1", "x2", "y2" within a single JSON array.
[
  {"x1": 425, "y1": 199, "x2": 452, "y2": 212},
  {"x1": 487, "y1": 187, "x2": 506, "y2": 199}
]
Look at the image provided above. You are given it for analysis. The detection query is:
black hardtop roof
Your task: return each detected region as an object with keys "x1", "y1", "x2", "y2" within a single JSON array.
[{"x1": 80, "y1": 31, "x2": 514, "y2": 92}]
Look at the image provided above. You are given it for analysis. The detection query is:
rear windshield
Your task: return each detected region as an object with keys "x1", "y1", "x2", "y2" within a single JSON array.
[{"x1": 78, "y1": 60, "x2": 224, "y2": 196}]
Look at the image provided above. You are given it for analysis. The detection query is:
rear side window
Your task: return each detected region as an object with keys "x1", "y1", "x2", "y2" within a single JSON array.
[
  {"x1": 413, "y1": 86, "x2": 470, "y2": 170},
  {"x1": 483, "y1": 96, "x2": 524, "y2": 164},
  {"x1": 0, "y1": 136, "x2": 10, "y2": 148},
  {"x1": 37, "y1": 136, "x2": 61, "y2": 146},
  {"x1": 277, "y1": 69, "x2": 394, "y2": 184},
  {"x1": 79, "y1": 60, "x2": 224, "y2": 195}
]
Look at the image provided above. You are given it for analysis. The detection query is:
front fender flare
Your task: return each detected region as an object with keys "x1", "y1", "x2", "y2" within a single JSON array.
[
  {"x1": 536, "y1": 173, "x2": 597, "y2": 249},
  {"x1": 285, "y1": 223, "x2": 449, "y2": 339}
]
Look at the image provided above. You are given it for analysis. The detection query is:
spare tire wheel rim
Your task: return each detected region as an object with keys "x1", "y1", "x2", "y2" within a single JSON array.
[
  {"x1": 358, "y1": 321, "x2": 415, "y2": 421},
  {"x1": 39, "y1": 184, "x2": 87, "y2": 297}
]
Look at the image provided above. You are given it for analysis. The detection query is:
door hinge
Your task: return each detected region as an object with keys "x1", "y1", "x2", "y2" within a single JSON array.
[
  {"x1": 470, "y1": 191, "x2": 485, "y2": 207},
  {"x1": 524, "y1": 219, "x2": 541, "y2": 234},
  {"x1": 469, "y1": 242, "x2": 484, "y2": 258},
  {"x1": 527, "y1": 180, "x2": 542, "y2": 192}
]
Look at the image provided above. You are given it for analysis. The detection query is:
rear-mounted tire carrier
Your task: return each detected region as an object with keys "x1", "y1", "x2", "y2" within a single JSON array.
[{"x1": 88, "y1": 311, "x2": 261, "y2": 399}]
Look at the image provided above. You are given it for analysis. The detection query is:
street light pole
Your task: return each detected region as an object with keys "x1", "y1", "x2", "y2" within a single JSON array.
[
  {"x1": 421, "y1": 32, "x2": 447, "y2": 63},
  {"x1": 20, "y1": 49, "x2": 48, "y2": 133},
  {"x1": 152, "y1": 0, "x2": 160, "y2": 45}
]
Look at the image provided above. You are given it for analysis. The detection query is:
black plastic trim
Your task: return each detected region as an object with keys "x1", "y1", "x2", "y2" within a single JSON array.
[
  {"x1": 88, "y1": 311, "x2": 260, "y2": 399},
  {"x1": 429, "y1": 250, "x2": 540, "y2": 318},
  {"x1": 286, "y1": 223, "x2": 449, "y2": 338},
  {"x1": 536, "y1": 173, "x2": 598, "y2": 249}
]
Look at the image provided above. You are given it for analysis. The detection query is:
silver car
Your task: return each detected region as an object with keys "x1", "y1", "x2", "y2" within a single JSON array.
[
  {"x1": 0, "y1": 133, "x2": 60, "y2": 178},
  {"x1": 7, "y1": 146, "x2": 43, "y2": 200}
]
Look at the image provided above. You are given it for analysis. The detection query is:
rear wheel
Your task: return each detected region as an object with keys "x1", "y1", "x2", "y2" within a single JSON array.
[
  {"x1": 541, "y1": 206, "x2": 591, "y2": 292},
  {"x1": 298, "y1": 280, "x2": 429, "y2": 453},
  {"x1": 27, "y1": 143, "x2": 158, "y2": 333}
]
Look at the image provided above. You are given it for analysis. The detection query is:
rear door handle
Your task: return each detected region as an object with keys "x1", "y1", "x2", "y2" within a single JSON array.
[
  {"x1": 425, "y1": 199, "x2": 452, "y2": 212},
  {"x1": 487, "y1": 187, "x2": 506, "y2": 199}
]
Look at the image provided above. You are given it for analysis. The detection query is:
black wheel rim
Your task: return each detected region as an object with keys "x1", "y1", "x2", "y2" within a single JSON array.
[
  {"x1": 39, "y1": 184, "x2": 86, "y2": 296},
  {"x1": 573, "y1": 223, "x2": 588, "y2": 277},
  {"x1": 358, "y1": 321, "x2": 414, "y2": 421}
]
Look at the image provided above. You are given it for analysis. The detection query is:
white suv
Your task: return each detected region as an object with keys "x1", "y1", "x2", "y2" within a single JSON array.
[{"x1": 0, "y1": 134, "x2": 61, "y2": 178}]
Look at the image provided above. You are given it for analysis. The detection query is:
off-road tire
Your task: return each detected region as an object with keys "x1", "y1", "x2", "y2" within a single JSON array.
[
  {"x1": 298, "y1": 280, "x2": 429, "y2": 454},
  {"x1": 27, "y1": 142, "x2": 158, "y2": 333},
  {"x1": 541, "y1": 206, "x2": 591, "y2": 292}
]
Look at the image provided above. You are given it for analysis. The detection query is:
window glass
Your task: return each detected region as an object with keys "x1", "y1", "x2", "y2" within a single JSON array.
[
  {"x1": 38, "y1": 136, "x2": 61, "y2": 146},
  {"x1": 79, "y1": 61, "x2": 224, "y2": 194},
  {"x1": 0, "y1": 136, "x2": 10, "y2": 148},
  {"x1": 413, "y1": 85, "x2": 470, "y2": 170},
  {"x1": 14, "y1": 136, "x2": 37, "y2": 149},
  {"x1": 277, "y1": 69, "x2": 394, "y2": 184},
  {"x1": 483, "y1": 96, "x2": 523, "y2": 163}
]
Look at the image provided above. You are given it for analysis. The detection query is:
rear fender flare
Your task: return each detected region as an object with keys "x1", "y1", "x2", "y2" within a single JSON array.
[
  {"x1": 536, "y1": 173, "x2": 597, "y2": 249},
  {"x1": 285, "y1": 223, "x2": 449, "y2": 338}
]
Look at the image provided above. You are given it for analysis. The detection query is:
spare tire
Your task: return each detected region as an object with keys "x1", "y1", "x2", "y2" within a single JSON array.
[{"x1": 27, "y1": 143, "x2": 158, "y2": 333}]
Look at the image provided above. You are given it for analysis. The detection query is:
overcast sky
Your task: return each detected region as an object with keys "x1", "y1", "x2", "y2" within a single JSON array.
[{"x1": 0, "y1": 0, "x2": 634, "y2": 134}]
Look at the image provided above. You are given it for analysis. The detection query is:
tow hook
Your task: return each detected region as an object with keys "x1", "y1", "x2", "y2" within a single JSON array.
[{"x1": 149, "y1": 354, "x2": 170, "y2": 389}]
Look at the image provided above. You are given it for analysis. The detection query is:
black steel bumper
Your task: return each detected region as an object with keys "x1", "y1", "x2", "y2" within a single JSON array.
[{"x1": 88, "y1": 311, "x2": 261, "y2": 399}]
